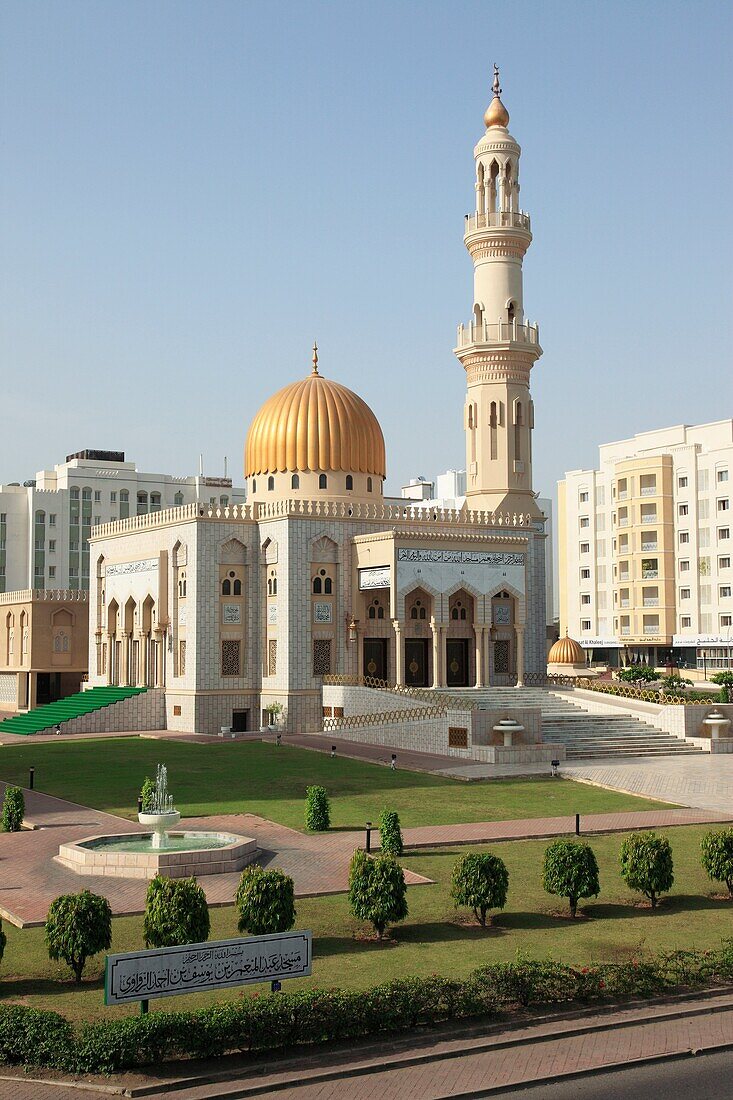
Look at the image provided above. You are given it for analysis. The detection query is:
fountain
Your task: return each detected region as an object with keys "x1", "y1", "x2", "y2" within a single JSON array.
[
  {"x1": 57, "y1": 764, "x2": 258, "y2": 879},
  {"x1": 137, "y1": 764, "x2": 181, "y2": 848}
]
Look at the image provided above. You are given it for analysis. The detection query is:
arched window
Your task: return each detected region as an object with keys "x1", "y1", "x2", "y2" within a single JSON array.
[
  {"x1": 220, "y1": 495, "x2": 229, "y2": 508},
  {"x1": 367, "y1": 477, "x2": 373, "y2": 493},
  {"x1": 451, "y1": 608, "x2": 459, "y2": 620},
  {"x1": 319, "y1": 474, "x2": 327, "y2": 490},
  {"x1": 82, "y1": 487, "x2": 92, "y2": 501},
  {"x1": 267, "y1": 476, "x2": 275, "y2": 491},
  {"x1": 313, "y1": 577, "x2": 322, "y2": 594},
  {"x1": 324, "y1": 577, "x2": 332, "y2": 594},
  {"x1": 507, "y1": 300, "x2": 516, "y2": 324},
  {"x1": 368, "y1": 606, "x2": 376, "y2": 619},
  {"x1": 460, "y1": 608, "x2": 467, "y2": 620},
  {"x1": 35, "y1": 510, "x2": 45, "y2": 524},
  {"x1": 291, "y1": 474, "x2": 299, "y2": 490},
  {"x1": 222, "y1": 579, "x2": 231, "y2": 596},
  {"x1": 514, "y1": 401, "x2": 523, "y2": 462},
  {"x1": 345, "y1": 475, "x2": 353, "y2": 491},
  {"x1": 233, "y1": 579, "x2": 242, "y2": 596},
  {"x1": 377, "y1": 606, "x2": 384, "y2": 619},
  {"x1": 410, "y1": 607, "x2": 417, "y2": 619},
  {"x1": 490, "y1": 401, "x2": 498, "y2": 461},
  {"x1": 419, "y1": 607, "x2": 426, "y2": 620},
  {"x1": 251, "y1": 480, "x2": 257, "y2": 493},
  {"x1": 119, "y1": 490, "x2": 129, "y2": 502}
]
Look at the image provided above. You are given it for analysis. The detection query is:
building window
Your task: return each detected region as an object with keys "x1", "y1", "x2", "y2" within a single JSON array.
[
  {"x1": 581, "y1": 620, "x2": 591, "y2": 631},
  {"x1": 680, "y1": 616, "x2": 692, "y2": 628},
  {"x1": 720, "y1": 615, "x2": 733, "y2": 628},
  {"x1": 291, "y1": 474, "x2": 299, "y2": 490},
  {"x1": 150, "y1": 492, "x2": 161, "y2": 511},
  {"x1": 678, "y1": 503, "x2": 689, "y2": 517},
  {"x1": 49, "y1": 513, "x2": 56, "y2": 525},
  {"x1": 345, "y1": 475, "x2": 353, "y2": 491},
  {"x1": 319, "y1": 474, "x2": 327, "y2": 490},
  {"x1": 313, "y1": 639, "x2": 332, "y2": 676},
  {"x1": 70, "y1": 487, "x2": 79, "y2": 500},
  {"x1": 222, "y1": 579, "x2": 231, "y2": 595},
  {"x1": 324, "y1": 577, "x2": 332, "y2": 594},
  {"x1": 680, "y1": 588, "x2": 691, "y2": 600},
  {"x1": 110, "y1": 491, "x2": 117, "y2": 503},
  {"x1": 251, "y1": 481, "x2": 256, "y2": 494},
  {"x1": 221, "y1": 639, "x2": 241, "y2": 677},
  {"x1": 367, "y1": 477, "x2": 373, "y2": 493},
  {"x1": 267, "y1": 476, "x2": 275, "y2": 491},
  {"x1": 721, "y1": 586, "x2": 732, "y2": 599},
  {"x1": 720, "y1": 557, "x2": 731, "y2": 570},
  {"x1": 268, "y1": 639, "x2": 277, "y2": 676},
  {"x1": 718, "y1": 499, "x2": 730, "y2": 512},
  {"x1": 719, "y1": 528, "x2": 731, "y2": 541},
  {"x1": 233, "y1": 579, "x2": 241, "y2": 596},
  {"x1": 580, "y1": 568, "x2": 591, "y2": 580},
  {"x1": 579, "y1": 516, "x2": 589, "y2": 529},
  {"x1": 679, "y1": 531, "x2": 690, "y2": 545},
  {"x1": 580, "y1": 542, "x2": 590, "y2": 554},
  {"x1": 174, "y1": 491, "x2": 184, "y2": 506},
  {"x1": 268, "y1": 570, "x2": 277, "y2": 596},
  {"x1": 312, "y1": 577, "x2": 322, "y2": 594},
  {"x1": 93, "y1": 490, "x2": 101, "y2": 502},
  {"x1": 581, "y1": 594, "x2": 591, "y2": 605},
  {"x1": 579, "y1": 491, "x2": 589, "y2": 503},
  {"x1": 49, "y1": 566, "x2": 56, "y2": 579},
  {"x1": 179, "y1": 640, "x2": 186, "y2": 675},
  {"x1": 679, "y1": 560, "x2": 690, "y2": 573},
  {"x1": 678, "y1": 476, "x2": 688, "y2": 489},
  {"x1": 718, "y1": 470, "x2": 729, "y2": 483}
]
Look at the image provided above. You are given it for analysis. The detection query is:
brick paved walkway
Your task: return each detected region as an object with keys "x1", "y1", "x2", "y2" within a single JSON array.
[
  {"x1": 0, "y1": 781, "x2": 729, "y2": 927},
  {"x1": 3, "y1": 991, "x2": 732, "y2": 1098}
]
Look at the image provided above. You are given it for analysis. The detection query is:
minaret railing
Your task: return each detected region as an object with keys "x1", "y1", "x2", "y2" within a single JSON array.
[{"x1": 465, "y1": 211, "x2": 531, "y2": 232}]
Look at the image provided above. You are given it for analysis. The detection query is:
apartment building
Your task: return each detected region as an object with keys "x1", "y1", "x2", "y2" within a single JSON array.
[
  {"x1": 558, "y1": 420, "x2": 733, "y2": 671},
  {"x1": 0, "y1": 449, "x2": 246, "y2": 593}
]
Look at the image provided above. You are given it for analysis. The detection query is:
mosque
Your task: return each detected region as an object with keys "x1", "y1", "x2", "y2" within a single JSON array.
[{"x1": 86, "y1": 69, "x2": 550, "y2": 734}]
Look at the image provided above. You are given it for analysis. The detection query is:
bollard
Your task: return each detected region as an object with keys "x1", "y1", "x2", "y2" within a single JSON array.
[
  {"x1": 276, "y1": 733, "x2": 282, "y2": 748},
  {"x1": 137, "y1": 795, "x2": 143, "y2": 815},
  {"x1": 575, "y1": 812, "x2": 580, "y2": 836},
  {"x1": 365, "y1": 821, "x2": 373, "y2": 853},
  {"x1": 390, "y1": 753, "x2": 397, "y2": 770},
  {"x1": 28, "y1": 767, "x2": 35, "y2": 791},
  {"x1": 331, "y1": 745, "x2": 336, "y2": 758}
]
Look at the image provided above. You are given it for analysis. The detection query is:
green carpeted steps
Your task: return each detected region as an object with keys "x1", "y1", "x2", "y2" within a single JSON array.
[{"x1": 0, "y1": 686, "x2": 147, "y2": 736}]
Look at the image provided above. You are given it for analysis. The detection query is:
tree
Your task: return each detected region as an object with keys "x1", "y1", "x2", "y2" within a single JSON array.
[
  {"x1": 139, "y1": 776, "x2": 156, "y2": 812},
  {"x1": 701, "y1": 828, "x2": 733, "y2": 898},
  {"x1": 45, "y1": 890, "x2": 112, "y2": 983},
  {"x1": 143, "y1": 875, "x2": 210, "y2": 948},
  {"x1": 450, "y1": 852, "x2": 509, "y2": 927},
  {"x1": 711, "y1": 672, "x2": 733, "y2": 703},
  {"x1": 617, "y1": 666, "x2": 660, "y2": 686},
  {"x1": 1, "y1": 786, "x2": 25, "y2": 832},
  {"x1": 305, "y1": 786, "x2": 330, "y2": 831},
  {"x1": 236, "y1": 865, "x2": 296, "y2": 935},
  {"x1": 542, "y1": 839, "x2": 600, "y2": 918},
  {"x1": 348, "y1": 849, "x2": 408, "y2": 939},
  {"x1": 620, "y1": 832, "x2": 674, "y2": 909},
  {"x1": 660, "y1": 675, "x2": 694, "y2": 696},
  {"x1": 378, "y1": 809, "x2": 403, "y2": 857}
]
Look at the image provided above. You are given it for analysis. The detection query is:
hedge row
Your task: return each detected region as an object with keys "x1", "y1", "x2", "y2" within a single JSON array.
[{"x1": 3, "y1": 942, "x2": 733, "y2": 1074}]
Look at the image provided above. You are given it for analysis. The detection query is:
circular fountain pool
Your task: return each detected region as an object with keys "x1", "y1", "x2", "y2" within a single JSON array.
[{"x1": 57, "y1": 830, "x2": 258, "y2": 880}]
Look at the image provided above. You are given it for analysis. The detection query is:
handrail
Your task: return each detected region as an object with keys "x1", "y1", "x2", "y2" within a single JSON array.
[
  {"x1": 465, "y1": 211, "x2": 531, "y2": 231},
  {"x1": 323, "y1": 674, "x2": 477, "y2": 712}
]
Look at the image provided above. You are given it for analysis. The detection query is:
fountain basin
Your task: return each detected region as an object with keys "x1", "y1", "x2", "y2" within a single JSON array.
[
  {"x1": 57, "y1": 830, "x2": 258, "y2": 879},
  {"x1": 138, "y1": 809, "x2": 181, "y2": 848}
]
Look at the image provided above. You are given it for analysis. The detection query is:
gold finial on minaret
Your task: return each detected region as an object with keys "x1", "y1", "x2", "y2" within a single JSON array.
[
  {"x1": 484, "y1": 63, "x2": 510, "y2": 129},
  {"x1": 311, "y1": 341, "x2": 319, "y2": 375}
]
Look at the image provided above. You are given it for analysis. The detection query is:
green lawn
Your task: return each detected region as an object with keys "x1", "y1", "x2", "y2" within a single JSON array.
[
  {"x1": 0, "y1": 738, "x2": 672, "y2": 829},
  {"x1": 3, "y1": 825, "x2": 730, "y2": 1023}
]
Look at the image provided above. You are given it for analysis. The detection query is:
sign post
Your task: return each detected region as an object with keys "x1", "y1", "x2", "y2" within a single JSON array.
[{"x1": 104, "y1": 931, "x2": 312, "y2": 1009}]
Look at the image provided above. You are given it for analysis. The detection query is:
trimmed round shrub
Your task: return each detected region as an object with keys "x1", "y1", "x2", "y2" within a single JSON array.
[
  {"x1": 45, "y1": 890, "x2": 112, "y2": 983},
  {"x1": 0, "y1": 1005, "x2": 75, "y2": 1069},
  {"x1": 348, "y1": 848, "x2": 408, "y2": 939},
  {"x1": 701, "y1": 828, "x2": 733, "y2": 897},
  {"x1": 620, "y1": 832, "x2": 674, "y2": 909},
  {"x1": 2, "y1": 786, "x2": 25, "y2": 832},
  {"x1": 143, "y1": 875, "x2": 210, "y2": 948},
  {"x1": 305, "y1": 785, "x2": 330, "y2": 831},
  {"x1": 450, "y1": 851, "x2": 509, "y2": 927},
  {"x1": 139, "y1": 776, "x2": 156, "y2": 812},
  {"x1": 236, "y1": 865, "x2": 296, "y2": 935},
  {"x1": 542, "y1": 839, "x2": 600, "y2": 918},
  {"x1": 378, "y1": 809, "x2": 403, "y2": 857}
]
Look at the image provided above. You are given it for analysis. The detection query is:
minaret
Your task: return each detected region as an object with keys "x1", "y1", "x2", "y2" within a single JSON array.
[{"x1": 455, "y1": 66, "x2": 543, "y2": 516}]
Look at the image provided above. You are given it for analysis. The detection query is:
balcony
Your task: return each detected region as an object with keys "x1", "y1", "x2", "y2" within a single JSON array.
[
  {"x1": 620, "y1": 626, "x2": 631, "y2": 636},
  {"x1": 618, "y1": 518, "x2": 629, "y2": 527},
  {"x1": 642, "y1": 570, "x2": 659, "y2": 579},
  {"x1": 618, "y1": 491, "x2": 629, "y2": 500},
  {"x1": 640, "y1": 486, "x2": 657, "y2": 496},
  {"x1": 455, "y1": 319, "x2": 541, "y2": 349},
  {"x1": 644, "y1": 625, "x2": 661, "y2": 635},
  {"x1": 619, "y1": 599, "x2": 630, "y2": 608},
  {"x1": 641, "y1": 542, "x2": 658, "y2": 551},
  {"x1": 643, "y1": 598, "x2": 660, "y2": 607},
  {"x1": 465, "y1": 210, "x2": 531, "y2": 232},
  {"x1": 618, "y1": 573, "x2": 630, "y2": 582}
]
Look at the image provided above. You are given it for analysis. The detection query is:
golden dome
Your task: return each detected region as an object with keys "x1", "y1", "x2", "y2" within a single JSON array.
[
  {"x1": 548, "y1": 635, "x2": 586, "y2": 665},
  {"x1": 245, "y1": 346, "x2": 386, "y2": 479},
  {"x1": 484, "y1": 63, "x2": 510, "y2": 128}
]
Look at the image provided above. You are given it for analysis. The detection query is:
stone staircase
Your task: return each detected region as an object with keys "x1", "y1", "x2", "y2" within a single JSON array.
[{"x1": 435, "y1": 686, "x2": 702, "y2": 760}]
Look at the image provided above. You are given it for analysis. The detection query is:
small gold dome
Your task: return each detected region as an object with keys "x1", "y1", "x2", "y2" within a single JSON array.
[
  {"x1": 484, "y1": 63, "x2": 509, "y2": 128},
  {"x1": 548, "y1": 635, "x2": 586, "y2": 665},
  {"x1": 484, "y1": 95, "x2": 510, "y2": 129},
  {"x1": 245, "y1": 350, "x2": 386, "y2": 479}
]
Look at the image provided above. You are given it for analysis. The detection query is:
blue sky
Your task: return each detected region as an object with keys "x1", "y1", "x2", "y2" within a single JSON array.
[{"x1": 2, "y1": 1, "x2": 731, "y2": 501}]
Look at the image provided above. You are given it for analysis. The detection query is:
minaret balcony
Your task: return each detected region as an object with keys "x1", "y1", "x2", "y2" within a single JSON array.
[
  {"x1": 465, "y1": 210, "x2": 531, "y2": 232},
  {"x1": 455, "y1": 318, "x2": 541, "y2": 350}
]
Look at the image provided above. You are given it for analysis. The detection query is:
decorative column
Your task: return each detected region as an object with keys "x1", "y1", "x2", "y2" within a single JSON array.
[
  {"x1": 120, "y1": 632, "x2": 130, "y2": 687},
  {"x1": 474, "y1": 626, "x2": 486, "y2": 688},
  {"x1": 154, "y1": 629, "x2": 165, "y2": 687},
  {"x1": 436, "y1": 624, "x2": 447, "y2": 688},
  {"x1": 515, "y1": 624, "x2": 525, "y2": 687},
  {"x1": 430, "y1": 619, "x2": 440, "y2": 688},
  {"x1": 393, "y1": 620, "x2": 404, "y2": 686},
  {"x1": 138, "y1": 633, "x2": 148, "y2": 687},
  {"x1": 356, "y1": 625, "x2": 364, "y2": 680}
]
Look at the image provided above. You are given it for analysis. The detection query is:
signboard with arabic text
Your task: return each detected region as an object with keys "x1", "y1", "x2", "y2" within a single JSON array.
[{"x1": 104, "y1": 931, "x2": 312, "y2": 1005}]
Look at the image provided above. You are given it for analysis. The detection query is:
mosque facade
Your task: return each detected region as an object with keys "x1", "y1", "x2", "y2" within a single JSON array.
[{"x1": 86, "y1": 71, "x2": 550, "y2": 734}]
